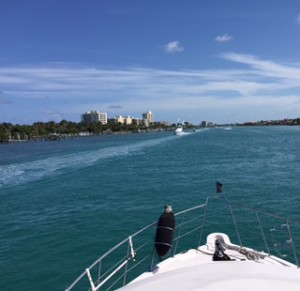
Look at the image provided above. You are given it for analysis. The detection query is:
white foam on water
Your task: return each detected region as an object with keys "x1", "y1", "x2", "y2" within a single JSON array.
[{"x1": 0, "y1": 135, "x2": 174, "y2": 188}]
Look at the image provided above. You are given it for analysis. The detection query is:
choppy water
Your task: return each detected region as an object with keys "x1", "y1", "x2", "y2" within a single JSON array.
[{"x1": 1, "y1": 126, "x2": 300, "y2": 290}]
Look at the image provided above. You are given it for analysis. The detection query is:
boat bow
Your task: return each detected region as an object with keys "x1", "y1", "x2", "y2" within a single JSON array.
[{"x1": 66, "y1": 195, "x2": 300, "y2": 290}]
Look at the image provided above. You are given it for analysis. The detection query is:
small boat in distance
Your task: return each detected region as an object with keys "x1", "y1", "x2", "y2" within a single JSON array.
[
  {"x1": 174, "y1": 123, "x2": 184, "y2": 135},
  {"x1": 66, "y1": 188, "x2": 300, "y2": 291}
]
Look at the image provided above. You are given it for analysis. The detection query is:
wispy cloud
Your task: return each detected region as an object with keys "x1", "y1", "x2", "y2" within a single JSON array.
[
  {"x1": 163, "y1": 41, "x2": 184, "y2": 53},
  {"x1": 1, "y1": 53, "x2": 300, "y2": 124},
  {"x1": 215, "y1": 34, "x2": 233, "y2": 43},
  {"x1": 297, "y1": 13, "x2": 300, "y2": 24},
  {"x1": 220, "y1": 52, "x2": 300, "y2": 80},
  {"x1": 108, "y1": 105, "x2": 123, "y2": 109}
]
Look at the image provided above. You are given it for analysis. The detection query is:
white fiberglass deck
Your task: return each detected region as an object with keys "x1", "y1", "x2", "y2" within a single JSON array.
[
  {"x1": 121, "y1": 260, "x2": 300, "y2": 290},
  {"x1": 121, "y1": 233, "x2": 300, "y2": 291}
]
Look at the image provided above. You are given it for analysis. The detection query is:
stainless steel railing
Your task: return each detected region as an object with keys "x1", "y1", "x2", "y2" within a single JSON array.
[{"x1": 66, "y1": 195, "x2": 300, "y2": 291}]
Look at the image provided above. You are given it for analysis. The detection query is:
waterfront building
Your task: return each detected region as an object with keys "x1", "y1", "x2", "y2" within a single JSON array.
[
  {"x1": 81, "y1": 111, "x2": 107, "y2": 124},
  {"x1": 99, "y1": 112, "x2": 108, "y2": 124},
  {"x1": 82, "y1": 111, "x2": 155, "y2": 126},
  {"x1": 133, "y1": 118, "x2": 144, "y2": 126},
  {"x1": 114, "y1": 115, "x2": 125, "y2": 124},
  {"x1": 114, "y1": 115, "x2": 132, "y2": 125},
  {"x1": 114, "y1": 115, "x2": 141, "y2": 125},
  {"x1": 123, "y1": 116, "x2": 133, "y2": 125},
  {"x1": 142, "y1": 111, "x2": 154, "y2": 124}
]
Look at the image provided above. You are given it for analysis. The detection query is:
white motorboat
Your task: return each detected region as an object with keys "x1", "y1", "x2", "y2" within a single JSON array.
[
  {"x1": 174, "y1": 124, "x2": 184, "y2": 135},
  {"x1": 66, "y1": 190, "x2": 300, "y2": 291}
]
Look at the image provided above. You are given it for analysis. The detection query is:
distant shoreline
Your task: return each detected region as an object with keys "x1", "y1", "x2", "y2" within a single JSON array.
[
  {"x1": 2, "y1": 124, "x2": 300, "y2": 145},
  {"x1": 0, "y1": 128, "x2": 173, "y2": 144},
  {"x1": 1, "y1": 118, "x2": 300, "y2": 144}
]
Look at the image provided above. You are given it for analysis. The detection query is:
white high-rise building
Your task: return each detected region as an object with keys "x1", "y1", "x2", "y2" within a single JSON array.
[
  {"x1": 142, "y1": 111, "x2": 154, "y2": 124},
  {"x1": 99, "y1": 112, "x2": 108, "y2": 124},
  {"x1": 81, "y1": 111, "x2": 107, "y2": 124}
]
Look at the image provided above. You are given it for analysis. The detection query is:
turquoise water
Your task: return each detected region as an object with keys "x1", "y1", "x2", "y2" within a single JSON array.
[{"x1": 1, "y1": 126, "x2": 300, "y2": 290}]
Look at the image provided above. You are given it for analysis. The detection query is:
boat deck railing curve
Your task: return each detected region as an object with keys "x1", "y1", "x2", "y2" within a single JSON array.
[{"x1": 66, "y1": 195, "x2": 300, "y2": 291}]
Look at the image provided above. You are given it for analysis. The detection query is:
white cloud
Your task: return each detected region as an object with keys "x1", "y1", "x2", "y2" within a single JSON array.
[
  {"x1": 297, "y1": 14, "x2": 300, "y2": 24},
  {"x1": 163, "y1": 41, "x2": 184, "y2": 53},
  {"x1": 220, "y1": 53, "x2": 300, "y2": 81},
  {"x1": 1, "y1": 53, "x2": 300, "y2": 124},
  {"x1": 215, "y1": 34, "x2": 233, "y2": 43}
]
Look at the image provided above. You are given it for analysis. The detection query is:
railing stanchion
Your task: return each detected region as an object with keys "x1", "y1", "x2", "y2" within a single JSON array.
[
  {"x1": 285, "y1": 221, "x2": 299, "y2": 268},
  {"x1": 86, "y1": 268, "x2": 96, "y2": 291},
  {"x1": 223, "y1": 195, "x2": 242, "y2": 247},
  {"x1": 173, "y1": 213, "x2": 185, "y2": 255},
  {"x1": 255, "y1": 211, "x2": 270, "y2": 256},
  {"x1": 197, "y1": 197, "x2": 209, "y2": 248},
  {"x1": 150, "y1": 247, "x2": 156, "y2": 271}
]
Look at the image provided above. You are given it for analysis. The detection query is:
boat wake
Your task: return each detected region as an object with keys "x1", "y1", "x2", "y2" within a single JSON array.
[
  {"x1": 0, "y1": 136, "x2": 174, "y2": 189},
  {"x1": 176, "y1": 128, "x2": 209, "y2": 136}
]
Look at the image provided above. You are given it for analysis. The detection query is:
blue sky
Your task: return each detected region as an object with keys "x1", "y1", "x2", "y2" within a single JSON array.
[{"x1": 1, "y1": 0, "x2": 300, "y2": 124}]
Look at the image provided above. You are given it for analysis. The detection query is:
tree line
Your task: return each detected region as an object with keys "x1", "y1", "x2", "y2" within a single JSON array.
[{"x1": 0, "y1": 120, "x2": 172, "y2": 143}]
